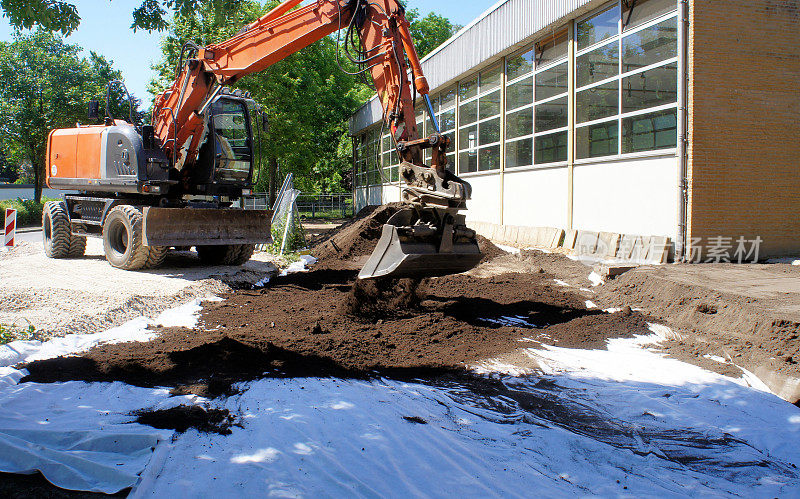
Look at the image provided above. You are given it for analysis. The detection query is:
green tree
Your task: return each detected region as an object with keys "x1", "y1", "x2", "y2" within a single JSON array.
[
  {"x1": 151, "y1": 0, "x2": 370, "y2": 201},
  {"x1": 0, "y1": 30, "x2": 128, "y2": 201},
  {"x1": 0, "y1": 0, "x2": 80, "y2": 35},
  {"x1": 405, "y1": 7, "x2": 461, "y2": 58},
  {"x1": 0, "y1": 147, "x2": 18, "y2": 182},
  {"x1": 0, "y1": 0, "x2": 210, "y2": 34}
]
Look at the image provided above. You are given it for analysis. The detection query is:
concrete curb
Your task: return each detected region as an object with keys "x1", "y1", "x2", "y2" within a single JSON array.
[{"x1": 467, "y1": 220, "x2": 671, "y2": 264}]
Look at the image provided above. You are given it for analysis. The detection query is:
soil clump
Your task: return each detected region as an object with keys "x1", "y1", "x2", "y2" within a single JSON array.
[
  {"x1": 344, "y1": 278, "x2": 426, "y2": 320},
  {"x1": 133, "y1": 405, "x2": 237, "y2": 435}
]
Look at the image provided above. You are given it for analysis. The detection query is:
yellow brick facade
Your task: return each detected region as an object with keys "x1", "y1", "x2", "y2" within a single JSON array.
[{"x1": 688, "y1": 0, "x2": 800, "y2": 258}]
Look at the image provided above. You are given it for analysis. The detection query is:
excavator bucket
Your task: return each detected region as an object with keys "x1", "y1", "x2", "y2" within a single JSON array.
[{"x1": 358, "y1": 214, "x2": 482, "y2": 280}]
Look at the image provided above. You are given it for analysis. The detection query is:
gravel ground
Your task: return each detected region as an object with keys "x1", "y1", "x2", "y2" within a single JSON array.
[{"x1": 0, "y1": 238, "x2": 278, "y2": 341}]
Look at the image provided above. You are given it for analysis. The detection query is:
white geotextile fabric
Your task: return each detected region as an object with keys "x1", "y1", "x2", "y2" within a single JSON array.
[
  {"x1": 0, "y1": 381, "x2": 184, "y2": 493},
  {"x1": 0, "y1": 299, "x2": 210, "y2": 493},
  {"x1": 2, "y1": 295, "x2": 800, "y2": 495}
]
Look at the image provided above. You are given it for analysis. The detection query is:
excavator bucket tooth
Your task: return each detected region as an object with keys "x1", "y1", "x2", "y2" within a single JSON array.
[{"x1": 358, "y1": 223, "x2": 483, "y2": 280}]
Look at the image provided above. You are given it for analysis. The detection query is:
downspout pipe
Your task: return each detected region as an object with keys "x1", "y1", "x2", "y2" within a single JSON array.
[{"x1": 676, "y1": 0, "x2": 689, "y2": 262}]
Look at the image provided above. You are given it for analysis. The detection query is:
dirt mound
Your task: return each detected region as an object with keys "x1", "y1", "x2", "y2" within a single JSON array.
[
  {"x1": 134, "y1": 405, "x2": 237, "y2": 435},
  {"x1": 476, "y1": 235, "x2": 506, "y2": 263},
  {"x1": 311, "y1": 203, "x2": 507, "y2": 270},
  {"x1": 311, "y1": 203, "x2": 402, "y2": 268},
  {"x1": 597, "y1": 265, "x2": 800, "y2": 383},
  {"x1": 22, "y1": 269, "x2": 650, "y2": 396}
]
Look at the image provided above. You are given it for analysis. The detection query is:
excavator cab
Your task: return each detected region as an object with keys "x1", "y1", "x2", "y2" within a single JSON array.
[
  {"x1": 189, "y1": 91, "x2": 260, "y2": 196},
  {"x1": 210, "y1": 98, "x2": 252, "y2": 183}
]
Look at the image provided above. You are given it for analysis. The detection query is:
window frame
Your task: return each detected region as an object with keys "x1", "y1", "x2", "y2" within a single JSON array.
[
  {"x1": 457, "y1": 63, "x2": 504, "y2": 174},
  {"x1": 504, "y1": 29, "x2": 570, "y2": 172},
  {"x1": 574, "y1": 1, "x2": 679, "y2": 162},
  {"x1": 354, "y1": 0, "x2": 681, "y2": 179}
]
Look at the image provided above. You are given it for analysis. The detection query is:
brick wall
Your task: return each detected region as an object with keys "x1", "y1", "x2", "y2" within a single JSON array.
[{"x1": 688, "y1": 0, "x2": 800, "y2": 259}]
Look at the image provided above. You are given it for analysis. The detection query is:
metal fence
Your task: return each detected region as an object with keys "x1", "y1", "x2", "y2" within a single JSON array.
[{"x1": 242, "y1": 193, "x2": 353, "y2": 219}]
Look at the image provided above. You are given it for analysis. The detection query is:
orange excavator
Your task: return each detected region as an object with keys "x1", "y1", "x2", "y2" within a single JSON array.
[{"x1": 43, "y1": 0, "x2": 481, "y2": 278}]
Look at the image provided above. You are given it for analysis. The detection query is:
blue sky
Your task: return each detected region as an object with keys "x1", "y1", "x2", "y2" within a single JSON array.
[{"x1": 0, "y1": 0, "x2": 499, "y2": 105}]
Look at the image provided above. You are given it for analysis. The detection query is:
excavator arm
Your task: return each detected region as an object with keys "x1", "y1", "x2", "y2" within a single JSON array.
[{"x1": 153, "y1": 0, "x2": 482, "y2": 279}]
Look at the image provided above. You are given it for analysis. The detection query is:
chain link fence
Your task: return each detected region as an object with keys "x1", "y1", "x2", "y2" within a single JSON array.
[{"x1": 242, "y1": 193, "x2": 353, "y2": 219}]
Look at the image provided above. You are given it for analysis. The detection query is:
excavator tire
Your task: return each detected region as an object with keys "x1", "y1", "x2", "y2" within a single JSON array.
[
  {"x1": 67, "y1": 223, "x2": 87, "y2": 258},
  {"x1": 229, "y1": 244, "x2": 255, "y2": 265},
  {"x1": 196, "y1": 244, "x2": 255, "y2": 266},
  {"x1": 43, "y1": 201, "x2": 85, "y2": 259},
  {"x1": 102, "y1": 205, "x2": 150, "y2": 270},
  {"x1": 143, "y1": 245, "x2": 169, "y2": 269}
]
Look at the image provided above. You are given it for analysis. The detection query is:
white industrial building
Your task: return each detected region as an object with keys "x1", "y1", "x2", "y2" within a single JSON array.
[{"x1": 350, "y1": 0, "x2": 684, "y2": 262}]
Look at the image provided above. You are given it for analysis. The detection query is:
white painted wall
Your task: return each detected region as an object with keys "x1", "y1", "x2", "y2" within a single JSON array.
[
  {"x1": 381, "y1": 184, "x2": 402, "y2": 205},
  {"x1": 572, "y1": 154, "x2": 678, "y2": 239},
  {"x1": 503, "y1": 166, "x2": 569, "y2": 229},
  {"x1": 353, "y1": 154, "x2": 678, "y2": 241},
  {"x1": 463, "y1": 174, "x2": 503, "y2": 225}
]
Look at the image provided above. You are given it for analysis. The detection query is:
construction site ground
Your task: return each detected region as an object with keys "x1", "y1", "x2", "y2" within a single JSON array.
[{"x1": 1, "y1": 206, "x2": 799, "y2": 496}]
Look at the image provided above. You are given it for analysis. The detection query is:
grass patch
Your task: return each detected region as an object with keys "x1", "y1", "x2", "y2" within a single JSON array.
[
  {"x1": 0, "y1": 198, "x2": 58, "y2": 228},
  {"x1": 0, "y1": 323, "x2": 35, "y2": 345}
]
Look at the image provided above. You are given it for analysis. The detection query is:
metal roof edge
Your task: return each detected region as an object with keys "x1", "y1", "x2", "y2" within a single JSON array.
[{"x1": 417, "y1": 0, "x2": 512, "y2": 64}]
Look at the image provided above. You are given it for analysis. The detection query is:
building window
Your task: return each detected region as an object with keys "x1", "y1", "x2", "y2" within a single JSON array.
[
  {"x1": 354, "y1": 0, "x2": 680, "y2": 184},
  {"x1": 381, "y1": 131, "x2": 399, "y2": 183},
  {"x1": 458, "y1": 64, "x2": 502, "y2": 173},
  {"x1": 575, "y1": 0, "x2": 678, "y2": 160},
  {"x1": 423, "y1": 86, "x2": 457, "y2": 167},
  {"x1": 505, "y1": 29, "x2": 568, "y2": 169},
  {"x1": 354, "y1": 128, "x2": 381, "y2": 188}
]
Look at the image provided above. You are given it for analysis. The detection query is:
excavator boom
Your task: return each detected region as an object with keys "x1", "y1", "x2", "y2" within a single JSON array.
[{"x1": 154, "y1": 0, "x2": 483, "y2": 278}]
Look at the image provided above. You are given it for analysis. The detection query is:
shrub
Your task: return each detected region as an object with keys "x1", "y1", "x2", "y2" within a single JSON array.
[
  {"x1": 267, "y1": 213, "x2": 306, "y2": 254},
  {"x1": 0, "y1": 197, "x2": 58, "y2": 227}
]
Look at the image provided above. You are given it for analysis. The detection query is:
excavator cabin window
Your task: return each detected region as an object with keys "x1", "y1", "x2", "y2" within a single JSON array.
[{"x1": 211, "y1": 98, "x2": 252, "y2": 183}]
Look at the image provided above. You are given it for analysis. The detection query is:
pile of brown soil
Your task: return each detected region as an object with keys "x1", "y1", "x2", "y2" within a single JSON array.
[
  {"x1": 22, "y1": 269, "x2": 650, "y2": 397},
  {"x1": 134, "y1": 406, "x2": 236, "y2": 435},
  {"x1": 311, "y1": 204, "x2": 401, "y2": 268},
  {"x1": 476, "y1": 234, "x2": 507, "y2": 263},
  {"x1": 310, "y1": 203, "x2": 507, "y2": 270},
  {"x1": 596, "y1": 265, "x2": 800, "y2": 386},
  {"x1": 343, "y1": 277, "x2": 425, "y2": 320}
]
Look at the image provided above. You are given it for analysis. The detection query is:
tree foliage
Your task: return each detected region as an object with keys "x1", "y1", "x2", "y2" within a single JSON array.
[
  {"x1": 151, "y1": 0, "x2": 370, "y2": 198},
  {"x1": 0, "y1": 0, "x2": 80, "y2": 35},
  {"x1": 0, "y1": 0, "x2": 462, "y2": 200},
  {"x1": 406, "y1": 8, "x2": 461, "y2": 58},
  {"x1": 0, "y1": 30, "x2": 131, "y2": 201}
]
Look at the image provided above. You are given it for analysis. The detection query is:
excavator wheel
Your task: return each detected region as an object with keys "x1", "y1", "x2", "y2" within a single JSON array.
[
  {"x1": 102, "y1": 205, "x2": 150, "y2": 270},
  {"x1": 67, "y1": 224, "x2": 87, "y2": 258},
  {"x1": 196, "y1": 244, "x2": 255, "y2": 266},
  {"x1": 42, "y1": 201, "x2": 85, "y2": 259},
  {"x1": 143, "y1": 245, "x2": 170, "y2": 269}
]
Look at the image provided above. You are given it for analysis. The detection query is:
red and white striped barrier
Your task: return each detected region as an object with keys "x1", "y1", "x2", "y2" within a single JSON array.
[{"x1": 4, "y1": 208, "x2": 16, "y2": 247}]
